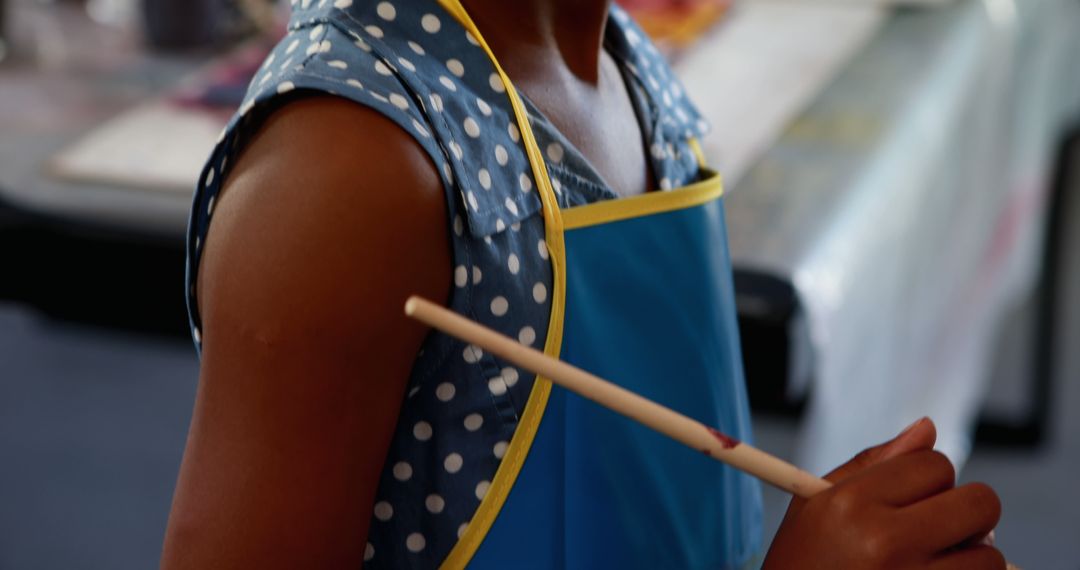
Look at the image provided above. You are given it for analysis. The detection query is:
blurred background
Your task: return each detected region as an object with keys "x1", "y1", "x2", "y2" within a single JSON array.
[{"x1": 1, "y1": 0, "x2": 1078, "y2": 568}]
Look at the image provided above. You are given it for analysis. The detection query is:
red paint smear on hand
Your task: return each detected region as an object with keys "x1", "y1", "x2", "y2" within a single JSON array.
[{"x1": 707, "y1": 427, "x2": 740, "y2": 450}]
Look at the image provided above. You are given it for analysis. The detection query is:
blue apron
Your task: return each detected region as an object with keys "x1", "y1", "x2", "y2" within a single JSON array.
[{"x1": 437, "y1": 2, "x2": 763, "y2": 567}]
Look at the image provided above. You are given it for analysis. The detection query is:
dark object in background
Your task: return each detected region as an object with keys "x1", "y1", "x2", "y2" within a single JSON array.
[
  {"x1": 0, "y1": 199, "x2": 189, "y2": 339},
  {"x1": 976, "y1": 123, "x2": 1080, "y2": 448},
  {"x1": 0, "y1": 0, "x2": 8, "y2": 63},
  {"x1": 141, "y1": 0, "x2": 276, "y2": 52},
  {"x1": 735, "y1": 269, "x2": 809, "y2": 415},
  {"x1": 142, "y1": 0, "x2": 220, "y2": 50}
]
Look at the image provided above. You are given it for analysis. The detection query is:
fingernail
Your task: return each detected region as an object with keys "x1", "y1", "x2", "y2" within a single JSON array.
[{"x1": 899, "y1": 417, "x2": 927, "y2": 438}]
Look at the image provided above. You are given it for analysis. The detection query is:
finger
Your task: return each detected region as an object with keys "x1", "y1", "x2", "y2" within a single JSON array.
[
  {"x1": 903, "y1": 482, "x2": 1002, "y2": 552},
  {"x1": 962, "y1": 529, "x2": 995, "y2": 548},
  {"x1": 789, "y1": 419, "x2": 937, "y2": 521},
  {"x1": 847, "y1": 449, "x2": 956, "y2": 505},
  {"x1": 824, "y1": 417, "x2": 937, "y2": 484},
  {"x1": 877, "y1": 417, "x2": 937, "y2": 461},
  {"x1": 925, "y1": 545, "x2": 1006, "y2": 570}
]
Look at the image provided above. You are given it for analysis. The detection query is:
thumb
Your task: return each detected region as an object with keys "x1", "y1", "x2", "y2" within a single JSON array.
[{"x1": 824, "y1": 417, "x2": 937, "y2": 484}]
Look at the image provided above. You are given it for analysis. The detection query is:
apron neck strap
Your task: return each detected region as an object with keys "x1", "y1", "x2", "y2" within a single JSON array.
[
  {"x1": 431, "y1": 5, "x2": 571, "y2": 567},
  {"x1": 436, "y1": 0, "x2": 563, "y2": 232}
]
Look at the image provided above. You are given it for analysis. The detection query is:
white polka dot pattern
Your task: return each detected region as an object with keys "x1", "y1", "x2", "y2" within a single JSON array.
[
  {"x1": 374, "y1": 501, "x2": 394, "y2": 521},
  {"x1": 489, "y1": 296, "x2": 508, "y2": 316},
  {"x1": 434, "y1": 384, "x2": 456, "y2": 406},
  {"x1": 406, "y1": 533, "x2": 426, "y2": 553},
  {"x1": 487, "y1": 377, "x2": 508, "y2": 396},
  {"x1": 421, "y1": 13, "x2": 441, "y2": 34},
  {"x1": 462, "y1": 344, "x2": 482, "y2": 364},
  {"x1": 376, "y1": 1, "x2": 395, "y2": 20},
  {"x1": 444, "y1": 453, "x2": 463, "y2": 474},
  {"x1": 392, "y1": 461, "x2": 413, "y2": 481},
  {"x1": 425, "y1": 493, "x2": 445, "y2": 514},
  {"x1": 546, "y1": 142, "x2": 564, "y2": 163},
  {"x1": 186, "y1": 2, "x2": 708, "y2": 567},
  {"x1": 532, "y1": 282, "x2": 548, "y2": 303},
  {"x1": 463, "y1": 413, "x2": 484, "y2": 431},
  {"x1": 501, "y1": 367, "x2": 519, "y2": 387},
  {"x1": 413, "y1": 421, "x2": 433, "y2": 441},
  {"x1": 446, "y1": 58, "x2": 465, "y2": 77}
]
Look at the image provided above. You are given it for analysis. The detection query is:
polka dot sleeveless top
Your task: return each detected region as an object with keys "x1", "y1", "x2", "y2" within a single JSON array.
[{"x1": 186, "y1": 1, "x2": 709, "y2": 567}]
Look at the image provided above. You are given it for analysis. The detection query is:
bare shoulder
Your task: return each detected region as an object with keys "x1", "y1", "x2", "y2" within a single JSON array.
[
  {"x1": 164, "y1": 96, "x2": 452, "y2": 568},
  {"x1": 197, "y1": 94, "x2": 451, "y2": 348}
]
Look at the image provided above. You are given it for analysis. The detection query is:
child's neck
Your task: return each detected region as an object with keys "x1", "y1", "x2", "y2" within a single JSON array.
[{"x1": 459, "y1": 0, "x2": 611, "y2": 85}]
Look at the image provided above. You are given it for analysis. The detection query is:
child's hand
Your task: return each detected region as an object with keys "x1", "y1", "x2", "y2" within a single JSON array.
[{"x1": 763, "y1": 419, "x2": 1005, "y2": 569}]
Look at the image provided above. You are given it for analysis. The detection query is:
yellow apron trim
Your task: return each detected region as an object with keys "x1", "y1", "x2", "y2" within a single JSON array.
[
  {"x1": 688, "y1": 137, "x2": 708, "y2": 169},
  {"x1": 562, "y1": 168, "x2": 723, "y2": 230},
  {"x1": 435, "y1": 1, "x2": 567, "y2": 568},
  {"x1": 433, "y1": 3, "x2": 718, "y2": 566}
]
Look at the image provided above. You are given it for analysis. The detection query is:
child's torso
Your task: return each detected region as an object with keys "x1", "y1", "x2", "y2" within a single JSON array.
[{"x1": 185, "y1": 2, "x2": 747, "y2": 568}]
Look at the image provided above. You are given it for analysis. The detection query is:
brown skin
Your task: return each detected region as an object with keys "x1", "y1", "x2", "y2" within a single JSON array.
[
  {"x1": 162, "y1": 1, "x2": 1003, "y2": 568},
  {"x1": 765, "y1": 419, "x2": 1004, "y2": 570},
  {"x1": 462, "y1": 0, "x2": 655, "y2": 196},
  {"x1": 162, "y1": 98, "x2": 452, "y2": 569},
  {"x1": 163, "y1": 2, "x2": 652, "y2": 567}
]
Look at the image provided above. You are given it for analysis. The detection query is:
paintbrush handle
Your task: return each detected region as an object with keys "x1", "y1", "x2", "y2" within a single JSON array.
[
  {"x1": 405, "y1": 297, "x2": 1020, "y2": 567},
  {"x1": 404, "y1": 296, "x2": 830, "y2": 498}
]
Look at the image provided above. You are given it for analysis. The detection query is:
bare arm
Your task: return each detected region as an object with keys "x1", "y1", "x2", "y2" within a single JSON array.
[{"x1": 162, "y1": 97, "x2": 451, "y2": 569}]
